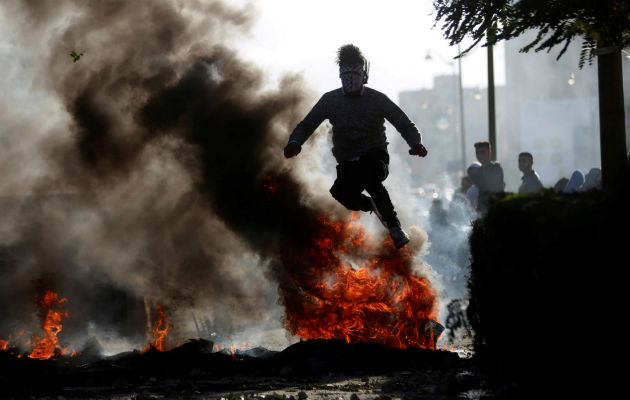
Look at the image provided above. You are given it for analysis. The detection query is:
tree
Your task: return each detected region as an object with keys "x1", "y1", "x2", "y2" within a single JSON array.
[{"x1": 433, "y1": 0, "x2": 630, "y2": 191}]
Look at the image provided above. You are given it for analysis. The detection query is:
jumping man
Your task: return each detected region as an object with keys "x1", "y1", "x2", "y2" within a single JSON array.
[{"x1": 283, "y1": 44, "x2": 427, "y2": 249}]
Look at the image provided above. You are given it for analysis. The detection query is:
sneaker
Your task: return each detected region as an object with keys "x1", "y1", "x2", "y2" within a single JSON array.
[
  {"x1": 389, "y1": 226, "x2": 410, "y2": 249},
  {"x1": 368, "y1": 196, "x2": 388, "y2": 229}
]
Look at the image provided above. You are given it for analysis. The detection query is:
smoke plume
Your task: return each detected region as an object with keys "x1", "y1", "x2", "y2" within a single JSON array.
[
  {"x1": 0, "y1": 0, "x2": 469, "y2": 354},
  {"x1": 0, "y1": 0, "x2": 334, "y2": 352}
]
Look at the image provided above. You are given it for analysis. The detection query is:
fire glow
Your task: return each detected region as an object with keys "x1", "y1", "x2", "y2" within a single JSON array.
[
  {"x1": 28, "y1": 290, "x2": 70, "y2": 360},
  {"x1": 142, "y1": 304, "x2": 173, "y2": 352},
  {"x1": 283, "y1": 213, "x2": 440, "y2": 350},
  {"x1": 213, "y1": 335, "x2": 249, "y2": 361},
  {"x1": 263, "y1": 175, "x2": 279, "y2": 194}
]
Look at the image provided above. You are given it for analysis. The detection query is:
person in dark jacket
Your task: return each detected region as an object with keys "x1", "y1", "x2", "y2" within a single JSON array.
[{"x1": 283, "y1": 44, "x2": 427, "y2": 249}]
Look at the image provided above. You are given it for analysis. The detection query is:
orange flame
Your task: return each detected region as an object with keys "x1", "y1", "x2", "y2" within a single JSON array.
[
  {"x1": 142, "y1": 304, "x2": 173, "y2": 352},
  {"x1": 220, "y1": 335, "x2": 245, "y2": 361},
  {"x1": 0, "y1": 339, "x2": 8, "y2": 351},
  {"x1": 283, "y1": 213, "x2": 440, "y2": 349},
  {"x1": 28, "y1": 290, "x2": 70, "y2": 360}
]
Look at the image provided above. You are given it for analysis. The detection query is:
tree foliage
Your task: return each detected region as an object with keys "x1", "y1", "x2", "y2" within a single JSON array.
[{"x1": 433, "y1": 0, "x2": 630, "y2": 68}]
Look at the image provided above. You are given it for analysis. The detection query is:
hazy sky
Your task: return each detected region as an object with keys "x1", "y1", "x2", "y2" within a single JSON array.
[
  {"x1": 0, "y1": 0, "x2": 505, "y2": 105},
  {"x1": 225, "y1": 0, "x2": 505, "y2": 101}
]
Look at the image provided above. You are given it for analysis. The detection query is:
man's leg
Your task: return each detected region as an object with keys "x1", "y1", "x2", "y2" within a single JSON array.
[
  {"x1": 361, "y1": 147, "x2": 409, "y2": 249},
  {"x1": 360, "y1": 147, "x2": 400, "y2": 228},
  {"x1": 330, "y1": 161, "x2": 372, "y2": 212},
  {"x1": 364, "y1": 180, "x2": 400, "y2": 228}
]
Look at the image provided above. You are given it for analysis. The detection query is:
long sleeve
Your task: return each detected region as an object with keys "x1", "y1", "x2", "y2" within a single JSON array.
[
  {"x1": 287, "y1": 87, "x2": 422, "y2": 162},
  {"x1": 382, "y1": 95, "x2": 422, "y2": 147},
  {"x1": 288, "y1": 95, "x2": 329, "y2": 145}
]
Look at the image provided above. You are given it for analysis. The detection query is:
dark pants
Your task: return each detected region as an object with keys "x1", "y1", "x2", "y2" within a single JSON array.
[{"x1": 329, "y1": 147, "x2": 399, "y2": 228}]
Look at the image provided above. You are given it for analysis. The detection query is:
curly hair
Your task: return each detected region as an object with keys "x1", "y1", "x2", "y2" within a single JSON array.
[{"x1": 336, "y1": 44, "x2": 365, "y2": 67}]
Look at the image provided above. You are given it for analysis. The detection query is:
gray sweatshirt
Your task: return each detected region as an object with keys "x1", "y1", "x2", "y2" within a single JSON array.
[{"x1": 288, "y1": 87, "x2": 422, "y2": 162}]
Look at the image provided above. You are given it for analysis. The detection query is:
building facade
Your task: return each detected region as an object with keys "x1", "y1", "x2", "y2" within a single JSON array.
[{"x1": 397, "y1": 31, "x2": 630, "y2": 191}]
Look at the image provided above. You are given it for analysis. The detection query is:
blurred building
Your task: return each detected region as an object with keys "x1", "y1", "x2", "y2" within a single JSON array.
[{"x1": 397, "y1": 30, "x2": 630, "y2": 191}]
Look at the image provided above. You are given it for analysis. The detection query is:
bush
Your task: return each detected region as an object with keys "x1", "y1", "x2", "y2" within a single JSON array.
[{"x1": 466, "y1": 186, "x2": 627, "y2": 392}]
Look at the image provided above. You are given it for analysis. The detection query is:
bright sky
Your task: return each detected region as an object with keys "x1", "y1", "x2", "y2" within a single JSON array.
[{"x1": 227, "y1": 0, "x2": 505, "y2": 102}]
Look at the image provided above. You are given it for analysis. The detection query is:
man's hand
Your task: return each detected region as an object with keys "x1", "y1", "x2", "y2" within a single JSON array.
[
  {"x1": 409, "y1": 143, "x2": 428, "y2": 157},
  {"x1": 284, "y1": 142, "x2": 302, "y2": 158}
]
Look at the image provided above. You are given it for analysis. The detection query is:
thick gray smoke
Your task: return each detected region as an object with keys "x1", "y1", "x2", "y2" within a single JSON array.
[
  {"x1": 0, "y1": 0, "x2": 331, "y2": 353},
  {"x1": 0, "y1": 0, "x2": 474, "y2": 355}
]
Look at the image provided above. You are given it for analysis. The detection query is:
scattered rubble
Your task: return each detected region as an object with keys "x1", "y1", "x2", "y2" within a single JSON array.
[{"x1": 0, "y1": 339, "x2": 506, "y2": 399}]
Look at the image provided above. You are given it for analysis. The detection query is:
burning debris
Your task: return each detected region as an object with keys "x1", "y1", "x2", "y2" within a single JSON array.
[
  {"x1": 0, "y1": 288, "x2": 73, "y2": 360},
  {"x1": 282, "y1": 213, "x2": 441, "y2": 349},
  {"x1": 28, "y1": 290, "x2": 71, "y2": 360},
  {"x1": 142, "y1": 303, "x2": 174, "y2": 353}
]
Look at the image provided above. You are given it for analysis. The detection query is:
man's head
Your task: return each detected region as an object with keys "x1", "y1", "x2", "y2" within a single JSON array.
[
  {"x1": 474, "y1": 141, "x2": 492, "y2": 166},
  {"x1": 337, "y1": 44, "x2": 369, "y2": 96},
  {"x1": 518, "y1": 152, "x2": 534, "y2": 173}
]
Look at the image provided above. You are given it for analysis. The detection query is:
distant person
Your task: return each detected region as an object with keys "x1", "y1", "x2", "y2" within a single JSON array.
[
  {"x1": 449, "y1": 173, "x2": 476, "y2": 223},
  {"x1": 562, "y1": 170, "x2": 584, "y2": 193},
  {"x1": 553, "y1": 177, "x2": 569, "y2": 193},
  {"x1": 284, "y1": 44, "x2": 428, "y2": 249},
  {"x1": 452, "y1": 174, "x2": 472, "y2": 206},
  {"x1": 579, "y1": 167, "x2": 602, "y2": 191},
  {"x1": 517, "y1": 152, "x2": 543, "y2": 194},
  {"x1": 563, "y1": 170, "x2": 584, "y2": 193},
  {"x1": 470, "y1": 141, "x2": 504, "y2": 213},
  {"x1": 429, "y1": 198, "x2": 449, "y2": 229},
  {"x1": 459, "y1": 175, "x2": 473, "y2": 195},
  {"x1": 465, "y1": 162, "x2": 481, "y2": 210}
]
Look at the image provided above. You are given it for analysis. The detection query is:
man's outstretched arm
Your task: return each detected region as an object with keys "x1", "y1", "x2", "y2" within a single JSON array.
[
  {"x1": 284, "y1": 95, "x2": 328, "y2": 158},
  {"x1": 382, "y1": 94, "x2": 427, "y2": 158}
]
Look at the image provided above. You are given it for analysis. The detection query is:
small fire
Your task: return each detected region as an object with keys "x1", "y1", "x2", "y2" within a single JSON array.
[
  {"x1": 283, "y1": 213, "x2": 440, "y2": 349},
  {"x1": 214, "y1": 335, "x2": 251, "y2": 360},
  {"x1": 0, "y1": 339, "x2": 8, "y2": 351},
  {"x1": 263, "y1": 175, "x2": 279, "y2": 195},
  {"x1": 227, "y1": 334, "x2": 236, "y2": 355},
  {"x1": 142, "y1": 304, "x2": 173, "y2": 352},
  {"x1": 28, "y1": 290, "x2": 71, "y2": 360}
]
